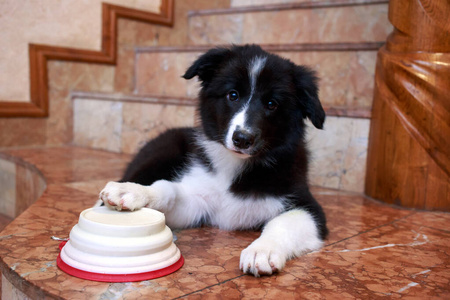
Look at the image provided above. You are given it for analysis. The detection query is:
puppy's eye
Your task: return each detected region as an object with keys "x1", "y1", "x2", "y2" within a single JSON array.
[
  {"x1": 265, "y1": 100, "x2": 278, "y2": 111},
  {"x1": 227, "y1": 90, "x2": 239, "y2": 102}
]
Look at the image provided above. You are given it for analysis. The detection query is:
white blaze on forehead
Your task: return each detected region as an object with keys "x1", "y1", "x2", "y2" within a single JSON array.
[
  {"x1": 225, "y1": 104, "x2": 249, "y2": 151},
  {"x1": 224, "y1": 56, "x2": 267, "y2": 155},
  {"x1": 248, "y1": 56, "x2": 267, "y2": 101}
]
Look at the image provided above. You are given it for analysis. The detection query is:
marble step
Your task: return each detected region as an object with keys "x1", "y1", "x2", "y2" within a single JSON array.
[
  {"x1": 0, "y1": 213, "x2": 13, "y2": 232},
  {"x1": 133, "y1": 44, "x2": 379, "y2": 118},
  {"x1": 187, "y1": 0, "x2": 391, "y2": 45},
  {"x1": 71, "y1": 91, "x2": 370, "y2": 193}
]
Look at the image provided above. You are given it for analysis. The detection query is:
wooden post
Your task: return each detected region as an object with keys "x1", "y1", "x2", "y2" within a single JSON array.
[{"x1": 365, "y1": 0, "x2": 450, "y2": 211}]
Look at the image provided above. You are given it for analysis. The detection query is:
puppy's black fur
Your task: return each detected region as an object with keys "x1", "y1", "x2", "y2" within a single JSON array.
[{"x1": 119, "y1": 45, "x2": 327, "y2": 239}]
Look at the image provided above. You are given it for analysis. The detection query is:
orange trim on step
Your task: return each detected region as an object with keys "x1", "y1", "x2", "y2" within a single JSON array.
[{"x1": 0, "y1": 0, "x2": 174, "y2": 118}]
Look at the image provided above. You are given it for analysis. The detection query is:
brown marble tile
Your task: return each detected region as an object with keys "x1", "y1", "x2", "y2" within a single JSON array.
[
  {"x1": 230, "y1": 0, "x2": 323, "y2": 6},
  {"x1": 114, "y1": 47, "x2": 136, "y2": 94},
  {"x1": 280, "y1": 51, "x2": 377, "y2": 109},
  {"x1": 189, "y1": 14, "x2": 244, "y2": 45},
  {"x1": 135, "y1": 51, "x2": 202, "y2": 98},
  {"x1": 46, "y1": 88, "x2": 73, "y2": 146},
  {"x1": 401, "y1": 211, "x2": 450, "y2": 233},
  {"x1": 135, "y1": 50, "x2": 377, "y2": 109},
  {"x1": 0, "y1": 147, "x2": 131, "y2": 185},
  {"x1": 1, "y1": 148, "x2": 448, "y2": 299},
  {"x1": 188, "y1": 4, "x2": 392, "y2": 45},
  {"x1": 63, "y1": 180, "x2": 118, "y2": 197},
  {"x1": 186, "y1": 216, "x2": 449, "y2": 299},
  {"x1": 47, "y1": 61, "x2": 115, "y2": 94},
  {"x1": 0, "y1": 118, "x2": 47, "y2": 148},
  {"x1": 313, "y1": 188, "x2": 414, "y2": 244}
]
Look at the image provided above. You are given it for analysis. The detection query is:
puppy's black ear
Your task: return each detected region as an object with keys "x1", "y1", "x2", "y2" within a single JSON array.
[
  {"x1": 182, "y1": 47, "x2": 232, "y2": 83},
  {"x1": 294, "y1": 65, "x2": 325, "y2": 129}
]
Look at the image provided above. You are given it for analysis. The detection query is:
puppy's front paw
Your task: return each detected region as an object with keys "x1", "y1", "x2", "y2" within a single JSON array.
[
  {"x1": 240, "y1": 240, "x2": 286, "y2": 277},
  {"x1": 99, "y1": 181, "x2": 150, "y2": 211}
]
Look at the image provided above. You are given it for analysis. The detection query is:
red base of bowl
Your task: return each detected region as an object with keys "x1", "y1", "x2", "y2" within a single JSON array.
[{"x1": 57, "y1": 242, "x2": 184, "y2": 282}]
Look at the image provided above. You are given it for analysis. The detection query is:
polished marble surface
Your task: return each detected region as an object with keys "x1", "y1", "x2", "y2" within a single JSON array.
[
  {"x1": 72, "y1": 95, "x2": 370, "y2": 192},
  {"x1": 135, "y1": 50, "x2": 377, "y2": 110},
  {"x1": 188, "y1": 3, "x2": 392, "y2": 45},
  {"x1": 0, "y1": 147, "x2": 449, "y2": 299}
]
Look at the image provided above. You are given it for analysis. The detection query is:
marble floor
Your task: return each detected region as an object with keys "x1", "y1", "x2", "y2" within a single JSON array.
[{"x1": 0, "y1": 147, "x2": 449, "y2": 299}]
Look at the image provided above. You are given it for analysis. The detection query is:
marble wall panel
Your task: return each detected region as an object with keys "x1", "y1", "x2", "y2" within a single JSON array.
[
  {"x1": 73, "y1": 98, "x2": 196, "y2": 154},
  {"x1": 0, "y1": 159, "x2": 15, "y2": 218},
  {"x1": 231, "y1": 0, "x2": 325, "y2": 6},
  {"x1": 73, "y1": 99, "x2": 123, "y2": 152},
  {"x1": 280, "y1": 51, "x2": 376, "y2": 109},
  {"x1": 135, "y1": 50, "x2": 376, "y2": 109},
  {"x1": 47, "y1": 61, "x2": 116, "y2": 146},
  {"x1": 73, "y1": 96, "x2": 367, "y2": 192},
  {"x1": 121, "y1": 102, "x2": 196, "y2": 154},
  {"x1": 0, "y1": 118, "x2": 47, "y2": 148},
  {"x1": 135, "y1": 52, "x2": 201, "y2": 98},
  {"x1": 307, "y1": 116, "x2": 370, "y2": 193},
  {"x1": 189, "y1": 4, "x2": 391, "y2": 45}
]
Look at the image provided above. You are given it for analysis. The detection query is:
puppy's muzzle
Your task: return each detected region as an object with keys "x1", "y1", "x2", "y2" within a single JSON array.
[{"x1": 232, "y1": 130, "x2": 256, "y2": 150}]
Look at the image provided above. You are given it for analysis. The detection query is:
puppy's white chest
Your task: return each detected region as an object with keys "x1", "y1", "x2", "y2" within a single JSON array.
[{"x1": 175, "y1": 159, "x2": 285, "y2": 230}]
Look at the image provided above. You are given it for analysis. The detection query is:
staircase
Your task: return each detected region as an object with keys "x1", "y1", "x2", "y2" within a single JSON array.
[
  {"x1": 3, "y1": 0, "x2": 392, "y2": 194},
  {"x1": 71, "y1": 0, "x2": 391, "y2": 193}
]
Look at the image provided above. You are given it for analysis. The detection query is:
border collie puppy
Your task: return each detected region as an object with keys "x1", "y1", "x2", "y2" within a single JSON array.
[{"x1": 99, "y1": 44, "x2": 328, "y2": 277}]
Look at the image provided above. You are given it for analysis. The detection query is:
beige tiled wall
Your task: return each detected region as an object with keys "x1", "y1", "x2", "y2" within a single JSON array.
[
  {"x1": 189, "y1": 4, "x2": 391, "y2": 45},
  {"x1": 307, "y1": 117, "x2": 370, "y2": 193},
  {"x1": 72, "y1": 97, "x2": 369, "y2": 193},
  {"x1": 73, "y1": 98, "x2": 196, "y2": 154},
  {"x1": 135, "y1": 50, "x2": 377, "y2": 110}
]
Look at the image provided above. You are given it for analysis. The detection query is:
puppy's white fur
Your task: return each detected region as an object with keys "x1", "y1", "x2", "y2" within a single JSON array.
[{"x1": 100, "y1": 136, "x2": 322, "y2": 276}]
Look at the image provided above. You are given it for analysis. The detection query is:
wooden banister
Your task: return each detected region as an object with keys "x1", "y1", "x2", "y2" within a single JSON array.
[{"x1": 365, "y1": 0, "x2": 450, "y2": 210}]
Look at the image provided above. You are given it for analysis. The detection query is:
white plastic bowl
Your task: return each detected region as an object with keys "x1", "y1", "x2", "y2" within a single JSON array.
[{"x1": 57, "y1": 207, "x2": 183, "y2": 281}]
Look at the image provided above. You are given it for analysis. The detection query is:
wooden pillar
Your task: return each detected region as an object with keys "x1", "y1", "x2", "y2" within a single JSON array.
[{"x1": 365, "y1": 0, "x2": 450, "y2": 211}]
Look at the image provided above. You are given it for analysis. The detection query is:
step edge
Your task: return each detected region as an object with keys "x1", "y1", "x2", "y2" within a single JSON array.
[
  {"x1": 135, "y1": 42, "x2": 385, "y2": 54},
  {"x1": 188, "y1": 0, "x2": 389, "y2": 17},
  {"x1": 70, "y1": 91, "x2": 371, "y2": 118}
]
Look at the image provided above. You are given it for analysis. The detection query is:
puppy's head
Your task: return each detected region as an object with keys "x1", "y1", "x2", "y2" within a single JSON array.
[{"x1": 183, "y1": 45, "x2": 325, "y2": 158}]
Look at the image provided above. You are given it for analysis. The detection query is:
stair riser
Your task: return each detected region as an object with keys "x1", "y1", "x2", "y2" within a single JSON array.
[
  {"x1": 188, "y1": 4, "x2": 391, "y2": 45},
  {"x1": 73, "y1": 97, "x2": 369, "y2": 193},
  {"x1": 135, "y1": 50, "x2": 377, "y2": 110}
]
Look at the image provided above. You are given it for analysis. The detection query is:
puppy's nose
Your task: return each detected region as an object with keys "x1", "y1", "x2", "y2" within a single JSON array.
[{"x1": 232, "y1": 130, "x2": 255, "y2": 150}]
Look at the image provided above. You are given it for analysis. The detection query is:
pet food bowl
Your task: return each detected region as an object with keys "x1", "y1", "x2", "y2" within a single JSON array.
[{"x1": 57, "y1": 207, "x2": 183, "y2": 282}]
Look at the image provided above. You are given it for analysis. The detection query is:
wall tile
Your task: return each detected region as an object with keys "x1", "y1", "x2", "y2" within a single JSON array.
[
  {"x1": 135, "y1": 50, "x2": 377, "y2": 109},
  {"x1": 279, "y1": 51, "x2": 377, "y2": 109},
  {"x1": 307, "y1": 116, "x2": 370, "y2": 193},
  {"x1": 189, "y1": 4, "x2": 391, "y2": 45},
  {"x1": 73, "y1": 99, "x2": 123, "y2": 152},
  {"x1": 135, "y1": 52, "x2": 201, "y2": 98},
  {"x1": 0, "y1": 118, "x2": 47, "y2": 148},
  {"x1": 121, "y1": 102, "x2": 196, "y2": 154}
]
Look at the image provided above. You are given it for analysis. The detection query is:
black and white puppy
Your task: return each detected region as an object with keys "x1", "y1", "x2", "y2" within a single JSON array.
[{"x1": 99, "y1": 44, "x2": 328, "y2": 277}]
